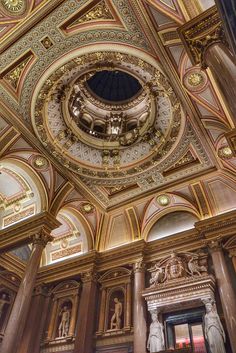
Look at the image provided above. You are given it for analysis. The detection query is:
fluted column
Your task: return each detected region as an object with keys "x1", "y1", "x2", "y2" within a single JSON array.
[
  {"x1": 74, "y1": 270, "x2": 98, "y2": 353},
  {"x1": 1, "y1": 232, "x2": 52, "y2": 353},
  {"x1": 133, "y1": 260, "x2": 147, "y2": 353},
  {"x1": 209, "y1": 241, "x2": 236, "y2": 353}
]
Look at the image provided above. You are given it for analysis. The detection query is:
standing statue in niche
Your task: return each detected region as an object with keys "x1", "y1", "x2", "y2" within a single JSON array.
[
  {"x1": 110, "y1": 297, "x2": 122, "y2": 330},
  {"x1": 147, "y1": 311, "x2": 165, "y2": 352},
  {"x1": 204, "y1": 301, "x2": 226, "y2": 353},
  {"x1": 0, "y1": 293, "x2": 10, "y2": 320},
  {"x1": 58, "y1": 305, "x2": 71, "y2": 337}
]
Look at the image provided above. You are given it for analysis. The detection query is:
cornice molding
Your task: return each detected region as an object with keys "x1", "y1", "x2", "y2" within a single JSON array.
[
  {"x1": 0, "y1": 253, "x2": 25, "y2": 278},
  {"x1": 195, "y1": 209, "x2": 236, "y2": 239},
  {"x1": 0, "y1": 211, "x2": 60, "y2": 253}
]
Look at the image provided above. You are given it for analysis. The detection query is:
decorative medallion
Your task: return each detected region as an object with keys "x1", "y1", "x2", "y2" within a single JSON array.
[
  {"x1": 40, "y1": 36, "x2": 53, "y2": 50},
  {"x1": 183, "y1": 69, "x2": 207, "y2": 92},
  {"x1": 31, "y1": 155, "x2": 49, "y2": 171},
  {"x1": 13, "y1": 202, "x2": 21, "y2": 212},
  {"x1": 60, "y1": 239, "x2": 69, "y2": 249},
  {"x1": 156, "y1": 194, "x2": 170, "y2": 206},
  {"x1": 187, "y1": 73, "x2": 203, "y2": 86},
  {"x1": 81, "y1": 203, "x2": 94, "y2": 214},
  {"x1": 218, "y1": 146, "x2": 233, "y2": 159},
  {"x1": 1, "y1": 0, "x2": 26, "y2": 15}
]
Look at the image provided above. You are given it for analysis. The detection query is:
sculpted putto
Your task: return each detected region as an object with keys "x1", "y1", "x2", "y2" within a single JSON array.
[{"x1": 204, "y1": 301, "x2": 226, "y2": 353}]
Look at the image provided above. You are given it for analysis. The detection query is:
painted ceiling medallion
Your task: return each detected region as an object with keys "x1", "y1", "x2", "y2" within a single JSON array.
[
  {"x1": 156, "y1": 194, "x2": 170, "y2": 206},
  {"x1": 32, "y1": 51, "x2": 182, "y2": 184},
  {"x1": 1, "y1": 0, "x2": 26, "y2": 15}
]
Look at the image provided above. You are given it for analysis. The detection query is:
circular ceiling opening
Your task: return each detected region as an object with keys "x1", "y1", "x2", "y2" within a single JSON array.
[{"x1": 86, "y1": 70, "x2": 142, "y2": 102}]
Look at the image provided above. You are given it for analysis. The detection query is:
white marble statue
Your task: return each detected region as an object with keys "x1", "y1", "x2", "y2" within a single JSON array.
[
  {"x1": 58, "y1": 305, "x2": 71, "y2": 337},
  {"x1": 147, "y1": 311, "x2": 165, "y2": 352},
  {"x1": 110, "y1": 297, "x2": 122, "y2": 330},
  {"x1": 204, "y1": 301, "x2": 226, "y2": 353}
]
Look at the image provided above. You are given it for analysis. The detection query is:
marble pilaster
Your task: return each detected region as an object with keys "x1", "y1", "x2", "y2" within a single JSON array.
[
  {"x1": 209, "y1": 241, "x2": 236, "y2": 353},
  {"x1": 133, "y1": 260, "x2": 147, "y2": 353}
]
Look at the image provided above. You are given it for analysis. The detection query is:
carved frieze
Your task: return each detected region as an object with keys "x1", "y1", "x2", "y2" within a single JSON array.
[{"x1": 143, "y1": 251, "x2": 214, "y2": 313}]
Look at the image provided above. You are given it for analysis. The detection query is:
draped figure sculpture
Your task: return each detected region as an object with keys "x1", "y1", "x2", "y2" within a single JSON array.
[
  {"x1": 147, "y1": 311, "x2": 165, "y2": 352},
  {"x1": 204, "y1": 301, "x2": 226, "y2": 353}
]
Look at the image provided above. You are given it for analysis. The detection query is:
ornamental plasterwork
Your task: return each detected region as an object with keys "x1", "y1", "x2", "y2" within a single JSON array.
[
  {"x1": 0, "y1": 0, "x2": 150, "y2": 120},
  {"x1": 0, "y1": 0, "x2": 27, "y2": 15},
  {"x1": 32, "y1": 51, "x2": 181, "y2": 180},
  {"x1": 80, "y1": 122, "x2": 213, "y2": 206},
  {"x1": 69, "y1": 0, "x2": 114, "y2": 26}
]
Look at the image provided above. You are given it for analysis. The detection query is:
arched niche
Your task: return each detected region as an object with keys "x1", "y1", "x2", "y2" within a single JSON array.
[
  {"x1": 0, "y1": 271, "x2": 21, "y2": 337},
  {"x1": 0, "y1": 158, "x2": 48, "y2": 229},
  {"x1": 147, "y1": 210, "x2": 200, "y2": 242},
  {"x1": 42, "y1": 206, "x2": 94, "y2": 266},
  {"x1": 97, "y1": 268, "x2": 132, "y2": 336},
  {"x1": 106, "y1": 287, "x2": 125, "y2": 331},
  {"x1": 45, "y1": 280, "x2": 80, "y2": 343}
]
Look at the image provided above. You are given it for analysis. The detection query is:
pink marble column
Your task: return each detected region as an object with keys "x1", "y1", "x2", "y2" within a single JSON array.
[
  {"x1": 205, "y1": 42, "x2": 236, "y2": 126},
  {"x1": 17, "y1": 285, "x2": 48, "y2": 353},
  {"x1": 74, "y1": 270, "x2": 98, "y2": 353},
  {"x1": 209, "y1": 241, "x2": 236, "y2": 353},
  {"x1": 133, "y1": 260, "x2": 147, "y2": 353},
  {"x1": 1, "y1": 233, "x2": 52, "y2": 353}
]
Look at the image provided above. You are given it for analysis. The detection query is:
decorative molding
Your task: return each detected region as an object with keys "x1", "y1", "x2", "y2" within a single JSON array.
[
  {"x1": 0, "y1": 211, "x2": 60, "y2": 253},
  {"x1": 178, "y1": 6, "x2": 226, "y2": 68}
]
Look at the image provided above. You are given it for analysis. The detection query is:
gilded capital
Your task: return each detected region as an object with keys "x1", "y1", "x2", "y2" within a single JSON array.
[
  {"x1": 178, "y1": 6, "x2": 226, "y2": 68},
  {"x1": 208, "y1": 239, "x2": 222, "y2": 253},
  {"x1": 32, "y1": 232, "x2": 54, "y2": 248},
  {"x1": 81, "y1": 270, "x2": 98, "y2": 283},
  {"x1": 133, "y1": 259, "x2": 146, "y2": 273}
]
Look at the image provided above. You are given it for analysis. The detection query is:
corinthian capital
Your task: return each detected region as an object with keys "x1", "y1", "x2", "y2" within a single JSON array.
[
  {"x1": 178, "y1": 6, "x2": 227, "y2": 68},
  {"x1": 32, "y1": 231, "x2": 53, "y2": 247},
  {"x1": 81, "y1": 270, "x2": 98, "y2": 283},
  {"x1": 133, "y1": 258, "x2": 146, "y2": 273}
]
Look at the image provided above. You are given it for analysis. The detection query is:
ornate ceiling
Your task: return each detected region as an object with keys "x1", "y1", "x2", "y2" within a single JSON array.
[{"x1": 1, "y1": 0, "x2": 236, "y2": 262}]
